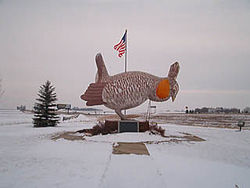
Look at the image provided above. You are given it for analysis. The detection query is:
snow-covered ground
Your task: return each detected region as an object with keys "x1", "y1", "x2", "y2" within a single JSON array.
[{"x1": 0, "y1": 110, "x2": 250, "y2": 188}]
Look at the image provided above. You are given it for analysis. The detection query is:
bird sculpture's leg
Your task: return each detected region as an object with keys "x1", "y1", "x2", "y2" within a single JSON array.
[{"x1": 115, "y1": 109, "x2": 126, "y2": 120}]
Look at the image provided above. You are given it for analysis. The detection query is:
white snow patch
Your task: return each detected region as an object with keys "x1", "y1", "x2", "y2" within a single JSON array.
[
  {"x1": 0, "y1": 110, "x2": 250, "y2": 188},
  {"x1": 85, "y1": 132, "x2": 168, "y2": 143},
  {"x1": 113, "y1": 142, "x2": 119, "y2": 147}
]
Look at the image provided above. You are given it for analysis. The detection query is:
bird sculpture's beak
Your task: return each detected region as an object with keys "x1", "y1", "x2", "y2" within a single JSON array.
[{"x1": 171, "y1": 95, "x2": 176, "y2": 102}]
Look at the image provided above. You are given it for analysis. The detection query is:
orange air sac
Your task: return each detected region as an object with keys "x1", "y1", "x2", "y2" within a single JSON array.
[{"x1": 156, "y1": 79, "x2": 170, "y2": 99}]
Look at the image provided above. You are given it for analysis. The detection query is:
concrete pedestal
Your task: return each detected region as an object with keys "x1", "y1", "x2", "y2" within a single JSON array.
[{"x1": 104, "y1": 120, "x2": 149, "y2": 133}]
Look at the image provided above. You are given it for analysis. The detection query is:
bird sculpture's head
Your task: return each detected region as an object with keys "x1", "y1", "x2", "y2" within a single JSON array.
[
  {"x1": 155, "y1": 78, "x2": 179, "y2": 102},
  {"x1": 170, "y1": 79, "x2": 179, "y2": 102},
  {"x1": 168, "y1": 62, "x2": 180, "y2": 102},
  {"x1": 154, "y1": 62, "x2": 180, "y2": 102}
]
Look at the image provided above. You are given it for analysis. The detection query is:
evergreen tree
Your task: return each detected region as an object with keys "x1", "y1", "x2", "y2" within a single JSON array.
[{"x1": 33, "y1": 80, "x2": 59, "y2": 127}]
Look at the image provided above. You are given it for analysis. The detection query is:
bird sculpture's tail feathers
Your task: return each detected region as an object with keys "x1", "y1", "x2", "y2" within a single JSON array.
[
  {"x1": 81, "y1": 53, "x2": 109, "y2": 106},
  {"x1": 168, "y1": 62, "x2": 180, "y2": 80},
  {"x1": 95, "y1": 53, "x2": 109, "y2": 83},
  {"x1": 80, "y1": 82, "x2": 106, "y2": 106}
]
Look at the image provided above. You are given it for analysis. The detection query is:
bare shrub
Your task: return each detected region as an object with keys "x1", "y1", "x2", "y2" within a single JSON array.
[
  {"x1": 149, "y1": 124, "x2": 166, "y2": 137},
  {"x1": 77, "y1": 121, "x2": 118, "y2": 136},
  {"x1": 77, "y1": 121, "x2": 166, "y2": 137}
]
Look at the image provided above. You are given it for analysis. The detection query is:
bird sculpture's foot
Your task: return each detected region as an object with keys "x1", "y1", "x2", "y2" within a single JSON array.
[{"x1": 115, "y1": 110, "x2": 126, "y2": 120}]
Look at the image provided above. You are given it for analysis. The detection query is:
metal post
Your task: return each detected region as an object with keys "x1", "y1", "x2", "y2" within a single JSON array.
[
  {"x1": 124, "y1": 29, "x2": 128, "y2": 116},
  {"x1": 146, "y1": 100, "x2": 151, "y2": 121},
  {"x1": 125, "y1": 29, "x2": 127, "y2": 73}
]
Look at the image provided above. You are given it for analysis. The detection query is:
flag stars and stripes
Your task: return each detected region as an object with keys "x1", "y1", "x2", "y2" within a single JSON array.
[{"x1": 114, "y1": 31, "x2": 127, "y2": 58}]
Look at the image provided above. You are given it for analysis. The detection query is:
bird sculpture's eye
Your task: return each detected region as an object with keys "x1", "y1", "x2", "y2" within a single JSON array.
[{"x1": 174, "y1": 84, "x2": 179, "y2": 94}]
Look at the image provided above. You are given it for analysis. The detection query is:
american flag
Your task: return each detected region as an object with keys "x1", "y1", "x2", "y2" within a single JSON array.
[{"x1": 114, "y1": 30, "x2": 127, "y2": 58}]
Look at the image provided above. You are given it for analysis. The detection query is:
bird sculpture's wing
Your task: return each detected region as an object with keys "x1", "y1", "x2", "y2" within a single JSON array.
[
  {"x1": 80, "y1": 82, "x2": 106, "y2": 106},
  {"x1": 81, "y1": 53, "x2": 110, "y2": 106}
]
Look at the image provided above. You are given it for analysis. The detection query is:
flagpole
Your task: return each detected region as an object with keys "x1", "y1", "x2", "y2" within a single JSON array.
[
  {"x1": 124, "y1": 29, "x2": 127, "y2": 116},
  {"x1": 125, "y1": 29, "x2": 127, "y2": 73}
]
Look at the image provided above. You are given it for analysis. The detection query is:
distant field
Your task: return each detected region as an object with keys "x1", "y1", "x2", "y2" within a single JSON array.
[
  {"x1": 2, "y1": 110, "x2": 250, "y2": 130},
  {"x1": 91, "y1": 112, "x2": 250, "y2": 130},
  {"x1": 150, "y1": 113, "x2": 250, "y2": 129}
]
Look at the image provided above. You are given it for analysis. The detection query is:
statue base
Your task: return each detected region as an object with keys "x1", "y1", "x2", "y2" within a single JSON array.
[{"x1": 104, "y1": 120, "x2": 149, "y2": 133}]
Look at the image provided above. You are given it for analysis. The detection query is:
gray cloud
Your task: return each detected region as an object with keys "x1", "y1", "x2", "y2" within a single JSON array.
[{"x1": 0, "y1": 0, "x2": 250, "y2": 110}]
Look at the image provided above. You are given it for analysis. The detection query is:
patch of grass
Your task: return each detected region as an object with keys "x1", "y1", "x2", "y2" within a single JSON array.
[
  {"x1": 77, "y1": 121, "x2": 118, "y2": 136},
  {"x1": 77, "y1": 121, "x2": 166, "y2": 137}
]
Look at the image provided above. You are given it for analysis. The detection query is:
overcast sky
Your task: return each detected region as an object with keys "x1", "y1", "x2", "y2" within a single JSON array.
[{"x1": 0, "y1": 0, "x2": 250, "y2": 112}]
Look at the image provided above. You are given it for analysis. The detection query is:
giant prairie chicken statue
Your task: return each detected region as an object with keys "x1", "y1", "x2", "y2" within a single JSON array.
[{"x1": 81, "y1": 53, "x2": 180, "y2": 120}]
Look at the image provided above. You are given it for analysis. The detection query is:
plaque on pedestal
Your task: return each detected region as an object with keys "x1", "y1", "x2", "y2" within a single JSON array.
[
  {"x1": 104, "y1": 120, "x2": 149, "y2": 133},
  {"x1": 118, "y1": 120, "x2": 139, "y2": 133}
]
